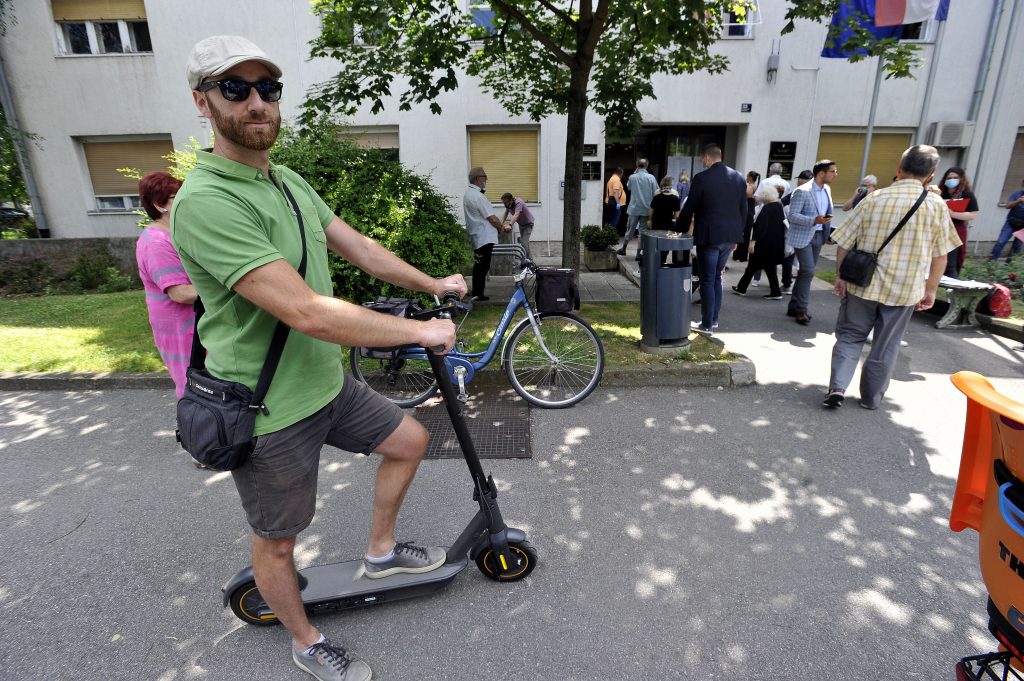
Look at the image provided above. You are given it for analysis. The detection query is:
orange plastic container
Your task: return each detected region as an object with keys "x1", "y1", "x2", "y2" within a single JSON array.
[{"x1": 950, "y1": 371, "x2": 1024, "y2": 664}]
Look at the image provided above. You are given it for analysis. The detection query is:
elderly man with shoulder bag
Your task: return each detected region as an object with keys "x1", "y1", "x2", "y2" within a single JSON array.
[{"x1": 823, "y1": 145, "x2": 961, "y2": 411}]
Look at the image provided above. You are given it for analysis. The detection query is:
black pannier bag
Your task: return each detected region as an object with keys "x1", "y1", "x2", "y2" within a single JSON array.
[
  {"x1": 535, "y1": 267, "x2": 580, "y2": 313},
  {"x1": 359, "y1": 297, "x2": 425, "y2": 359}
]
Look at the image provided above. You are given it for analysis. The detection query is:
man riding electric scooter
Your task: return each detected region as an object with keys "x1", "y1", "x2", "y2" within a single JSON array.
[{"x1": 173, "y1": 35, "x2": 467, "y2": 681}]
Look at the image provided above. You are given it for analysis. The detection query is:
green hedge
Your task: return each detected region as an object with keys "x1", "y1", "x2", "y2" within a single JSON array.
[{"x1": 270, "y1": 119, "x2": 472, "y2": 303}]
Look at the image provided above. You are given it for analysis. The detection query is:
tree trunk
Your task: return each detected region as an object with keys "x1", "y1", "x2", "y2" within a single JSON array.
[{"x1": 560, "y1": 67, "x2": 590, "y2": 271}]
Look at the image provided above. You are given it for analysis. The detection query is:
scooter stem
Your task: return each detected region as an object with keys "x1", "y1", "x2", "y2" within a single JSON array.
[{"x1": 426, "y1": 350, "x2": 490, "y2": 486}]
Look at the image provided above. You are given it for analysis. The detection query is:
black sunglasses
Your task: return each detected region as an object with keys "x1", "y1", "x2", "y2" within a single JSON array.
[{"x1": 196, "y1": 78, "x2": 283, "y2": 103}]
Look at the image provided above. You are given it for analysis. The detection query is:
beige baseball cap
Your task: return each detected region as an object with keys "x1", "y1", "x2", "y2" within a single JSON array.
[{"x1": 186, "y1": 35, "x2": 282, "y2": 90}]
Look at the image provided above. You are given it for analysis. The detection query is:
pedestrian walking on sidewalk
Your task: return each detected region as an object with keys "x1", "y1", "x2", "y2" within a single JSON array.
[
  {"x1": 732, "y1": 184, "x2": 786, "y2": 299},
  {"x1": 618, "y1": 159, "x2": 658, "y2": 256},
  {"x1": 824, "y1": 145, "x2": 960, "y2": 411},
  {"x1": 675, "y1": 143, "x2": 747, "y2": 334},
  {"x1": 785, "y1": 160, "x2": 836, "y2": 325}
]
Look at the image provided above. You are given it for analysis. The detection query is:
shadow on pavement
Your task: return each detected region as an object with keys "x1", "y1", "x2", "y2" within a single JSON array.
[{"x1": 0, "y1": 380, "x2": 996, "y2": 680}]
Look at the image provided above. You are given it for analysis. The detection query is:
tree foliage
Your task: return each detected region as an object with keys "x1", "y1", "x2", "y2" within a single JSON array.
[
  {"x1": 782, "y1": 1, "x2": 924, "y2": 79},
  {"x1": 0, "y1": 105, "x2": 28, "y2": 206},
  {"x1": 304, "y1": 1, "x2": 918, "y2": 270},
  {"x1": 270, "y1": 119, "x2": 472, "y2": 302},
  {"x1": 306, "y1": 0, "x2": 739, "y2": 137}
]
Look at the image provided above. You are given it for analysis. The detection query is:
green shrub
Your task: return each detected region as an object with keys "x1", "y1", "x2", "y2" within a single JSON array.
[
  {"x1": 65, "y1": 247, "x2": 122, "y2": 291},
  {"x1": 961, "y1": 255, "x2": 1024, "y2": 295},
  {"x1": 581, "y1": 223, "x2": 619, "y2": 251},
  {"x1": 0, "y1": 246, "x2": 138, "y2": 297},
  {"x1": 269, "y1": 118, "x2": 472, "y2": 302},
  {"x1": 98, "y1": 267, "x2": 132, "y2": 293},
  {"x1": 0, "y1": 256, "x2": 55, "y2": 294},
  {"x1": 0, "y1": 217, "x2": 39, "y2": 239}
]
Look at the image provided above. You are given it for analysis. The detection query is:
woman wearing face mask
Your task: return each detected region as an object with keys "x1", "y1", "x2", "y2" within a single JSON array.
[{"x1": 939, "y1": 166, "x2": 978, "y2": 277}]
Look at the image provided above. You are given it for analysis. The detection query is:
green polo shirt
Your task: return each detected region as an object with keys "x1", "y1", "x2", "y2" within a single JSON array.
[{"x1": 171, "y1": 150, "x2": 342, "y2": 436}]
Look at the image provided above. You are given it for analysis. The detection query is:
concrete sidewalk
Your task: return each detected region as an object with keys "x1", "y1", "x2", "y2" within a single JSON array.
[{"x1": 477, "y1": 252, "x2": 640, "y2": 304}]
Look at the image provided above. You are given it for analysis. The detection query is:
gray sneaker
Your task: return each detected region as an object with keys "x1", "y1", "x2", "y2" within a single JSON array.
[
  {"x1": 363, "y1": 542, "x2": 446, "y2": 579},
  {"x1": 293, "y1": 638, "x2": 371, "y2": 681}
]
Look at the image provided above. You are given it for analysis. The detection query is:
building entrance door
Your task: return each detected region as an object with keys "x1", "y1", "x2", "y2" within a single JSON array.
[{"x1": 603, "y1": 126, "x2": 726, "y2": 232}]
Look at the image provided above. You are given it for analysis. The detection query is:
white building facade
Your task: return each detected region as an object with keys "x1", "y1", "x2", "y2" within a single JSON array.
[{"x1": 1, "y1": 0, "x2": 1022, "y2": 252}]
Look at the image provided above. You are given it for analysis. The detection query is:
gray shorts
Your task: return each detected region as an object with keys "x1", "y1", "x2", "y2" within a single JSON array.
[{"x1": 230, "y1": 376, "x2": 405, "y2": 539}]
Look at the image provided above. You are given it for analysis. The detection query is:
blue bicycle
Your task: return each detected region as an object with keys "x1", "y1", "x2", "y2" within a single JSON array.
[{"x1": 349, "y1": 246, "x2": 605, "y2": 409}]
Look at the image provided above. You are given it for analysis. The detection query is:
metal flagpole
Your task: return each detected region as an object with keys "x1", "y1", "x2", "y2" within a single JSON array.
[{"x1": 859, "y1": 57, "x2": 884, "y2": 184}]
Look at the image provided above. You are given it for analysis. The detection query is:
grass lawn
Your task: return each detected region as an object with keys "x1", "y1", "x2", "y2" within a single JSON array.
[
  {"x1": 0, "y1": 293, "x2": 728, "y2": 375},
  {"x1": 0, "y1": 291, "x2": 165, "y2": 373}
]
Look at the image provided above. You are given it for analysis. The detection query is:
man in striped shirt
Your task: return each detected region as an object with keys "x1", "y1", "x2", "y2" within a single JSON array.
[{"x1": 824, "y1": 144, "x2": 961, "y2": 410}]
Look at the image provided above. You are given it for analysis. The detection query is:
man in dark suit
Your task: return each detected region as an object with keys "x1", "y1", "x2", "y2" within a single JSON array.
[{"x1": 675, "y1": 144, "x2": 747, "y2": 334}]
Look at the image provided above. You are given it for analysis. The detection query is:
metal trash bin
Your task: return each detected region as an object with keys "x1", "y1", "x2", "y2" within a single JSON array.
[{"x1": 639, "y1": 230, "x2": 693, "y2": 354}]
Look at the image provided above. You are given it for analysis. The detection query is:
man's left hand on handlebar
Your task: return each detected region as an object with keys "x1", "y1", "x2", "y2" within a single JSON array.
[
  {"x1": 432, "y1": 274, "x2": 468, "y2": 300},
  {"x1": 418, "y1": 317, "x2": 457, "y2": 354}
]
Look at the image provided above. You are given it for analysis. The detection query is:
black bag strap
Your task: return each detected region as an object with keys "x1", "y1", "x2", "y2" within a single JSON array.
[
  {"x1": 871, "y1": 188, "x2": 929, "y2": 256},
  {"x1": 188, "y1": 181, "x2": 309, "y2": 413}
]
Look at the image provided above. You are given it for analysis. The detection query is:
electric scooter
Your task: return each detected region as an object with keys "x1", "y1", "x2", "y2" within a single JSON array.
[{"x1": 221, "y1": 295, "x2": 537, "y2": 626}]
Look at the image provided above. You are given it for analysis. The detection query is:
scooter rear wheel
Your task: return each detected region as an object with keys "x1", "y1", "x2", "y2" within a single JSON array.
[
  {"x1": 475, "y1": 540, "x2": 538, "y2": 582},
  {"x1": 228, "y1": 580, "x2": 280, "y2": 626}
]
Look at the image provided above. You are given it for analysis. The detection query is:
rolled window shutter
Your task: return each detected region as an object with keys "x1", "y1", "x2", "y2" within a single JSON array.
[
  {"x1": 51, "y1": 0, "x2": 147, "y2": 21},
  {"x1": 469, "y1": 130, "x2": 538, "y2": 202},
  {"x1": 816, "y1": 131, "x2": 912, "y2": 199},
  {"x1": 83, "y1": 140, "x2": 173, "y2": 195}
]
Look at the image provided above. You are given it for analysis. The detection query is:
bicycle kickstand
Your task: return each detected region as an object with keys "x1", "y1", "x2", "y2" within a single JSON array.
[{"x1": 453, "y1": 365, "x2": 469, "y2": 403}]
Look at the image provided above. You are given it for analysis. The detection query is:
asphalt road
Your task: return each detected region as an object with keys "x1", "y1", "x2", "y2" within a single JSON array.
[{"x1": 2, "y1": 273, "x2": 1023, "y2": 680}]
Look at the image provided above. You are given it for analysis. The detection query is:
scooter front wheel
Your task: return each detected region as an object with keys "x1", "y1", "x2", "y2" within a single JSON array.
[
  {"x1": 475, "y1": 540, "x2": 538, "y2": 582},
  {"x1": 228, "y1": 580, "x2": 280, "y2": 626}
]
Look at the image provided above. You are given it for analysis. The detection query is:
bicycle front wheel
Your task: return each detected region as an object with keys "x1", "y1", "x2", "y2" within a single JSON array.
[
  {"x1": 348, "y1": 347, "x2": 438, "y2": 408},
  {"x1": 504, "y1": 313, "x2": 604, "y2": 408}
]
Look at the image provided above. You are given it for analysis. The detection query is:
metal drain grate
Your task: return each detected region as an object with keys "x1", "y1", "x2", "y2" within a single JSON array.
[{"x1": 410, "y1": 385, "x2": 531, "y2": 460}]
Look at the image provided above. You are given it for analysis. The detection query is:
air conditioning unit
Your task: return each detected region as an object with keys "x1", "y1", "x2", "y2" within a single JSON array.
[{"x1": 927, "y1": 121, "x2": 975, "y2": 148}]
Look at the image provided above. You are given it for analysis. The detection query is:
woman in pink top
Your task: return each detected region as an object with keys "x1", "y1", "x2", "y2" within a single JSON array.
[{"x1": 135, "y1": 171, "x2": 195, "y2": 398}]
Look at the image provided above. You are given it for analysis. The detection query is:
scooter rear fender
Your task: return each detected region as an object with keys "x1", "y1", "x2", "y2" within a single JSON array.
[{"x1": 221, "y1": 566, "x2": 308, "y2": 608}]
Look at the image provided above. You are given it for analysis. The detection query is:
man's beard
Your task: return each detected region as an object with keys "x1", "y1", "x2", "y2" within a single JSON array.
[{"x1": 208, "y1": 99, "x2": 281, "y2": 151}]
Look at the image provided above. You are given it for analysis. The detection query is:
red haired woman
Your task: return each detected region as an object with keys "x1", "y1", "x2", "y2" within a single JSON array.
[
  {"x1": 938, "y1": 166, "x2": 979, "y2": 277},
  {"x1": 135, "y1": 171, "x2": 196, "y2": 398}
]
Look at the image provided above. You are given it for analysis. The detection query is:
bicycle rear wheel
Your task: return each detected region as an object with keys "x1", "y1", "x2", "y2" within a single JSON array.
[
  {"x1": 504, "y1": 313, "x2": 604, "y2": 408},
  {"x1": 348, "y1": 347, "x2": 438, "y2": 408}
]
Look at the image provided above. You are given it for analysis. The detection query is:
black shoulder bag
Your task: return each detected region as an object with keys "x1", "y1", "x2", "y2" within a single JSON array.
[
  {"x1": 839, "y1": 188, "x2": 928, "y2": 288},
  {"x1": 175, "y1": 183, "x2": 308, "y2": 471}
]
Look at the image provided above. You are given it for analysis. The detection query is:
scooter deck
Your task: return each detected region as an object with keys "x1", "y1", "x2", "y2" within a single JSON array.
[{"x1": 298, "y1": 557, "x2": 469, "y2": 615}]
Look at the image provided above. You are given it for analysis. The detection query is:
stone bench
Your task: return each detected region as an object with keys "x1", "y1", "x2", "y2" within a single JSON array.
[{"x1": 936, "y1": 277, "x2": 993, "y2": 330}]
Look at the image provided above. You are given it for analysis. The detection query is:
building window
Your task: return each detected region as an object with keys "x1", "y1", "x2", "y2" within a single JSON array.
[
  {"x1": 81, "y1": 138, "x2": 173, "y2": 212},
  {"x1": 721, "y1": 3, "x2": 760, "y2": 39},
  {"x1": 900, "y1": 20, "x2": 935, "y2": 42},
  {"x1": 468, "y1": 128, "x2": 539, "y2": 202},
  {"x1": 340, "y1": 126, "x2": 400, "y2": 162},
  {"x1": 51, "y1": 0, "x2": 150, "y2": 55},
  {"x1": 60, "y1": 22, "x2": 91, "y2": 54},
  {"x1": 469, "y1": 1, "x2": 497, "y2": 36}
]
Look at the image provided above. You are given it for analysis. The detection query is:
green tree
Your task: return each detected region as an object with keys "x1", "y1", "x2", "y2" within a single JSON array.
[
  {"x1": 0, "y1": 104, "x2": 27, "y2": 207},
  {"x1": 305, "y1": 1, "x2": 923, "y2": 271}
]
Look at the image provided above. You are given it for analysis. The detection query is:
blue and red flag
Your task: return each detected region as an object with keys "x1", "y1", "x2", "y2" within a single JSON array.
[
  {"x1": 875, "y1": 0, "x2": 950, "y2": 25},
  {"x1": 821, "y1": 0, "x2": 950, "y2": 58}
]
